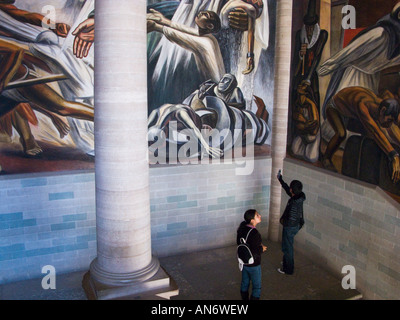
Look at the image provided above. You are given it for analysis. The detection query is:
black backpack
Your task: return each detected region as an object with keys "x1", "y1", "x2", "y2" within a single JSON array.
[{"x1": 237, "y1": 228, "x2": 254, "y2": 271}]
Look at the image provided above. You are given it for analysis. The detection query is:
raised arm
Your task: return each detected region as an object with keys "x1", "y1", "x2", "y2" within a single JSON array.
[
  {"x1": 277, "y1": 171, "x2": 291, "y2": 196},
  {"x1": 0, "y1": 4, "x2": 70, "y2": 37}
]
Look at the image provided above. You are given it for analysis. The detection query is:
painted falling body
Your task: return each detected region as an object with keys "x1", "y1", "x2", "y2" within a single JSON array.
[{"x1": 147, "y1": 73, "x2": 270, "y2": 161}]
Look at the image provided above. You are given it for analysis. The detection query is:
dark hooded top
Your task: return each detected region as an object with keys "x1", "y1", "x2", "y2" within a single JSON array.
[{"x1": 278, "y1": 176, "x2": 306, "y2": 227}]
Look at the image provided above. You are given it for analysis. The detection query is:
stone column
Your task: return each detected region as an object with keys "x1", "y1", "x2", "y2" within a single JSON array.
[
  {"x1": 268, "y1": 0, "x2": 293, "y2": 242},
  {"x1": 83, "y1": 0, "x2": 177, "y2": 300}
]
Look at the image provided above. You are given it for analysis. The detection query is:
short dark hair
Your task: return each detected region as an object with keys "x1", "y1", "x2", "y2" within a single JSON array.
[
  {"x1": 201, "y1": 10, "x2": 221, "y2": 34},
  {"x1": 290, "y1": 180, "x2": 303, "y2": 195},
  {"x1": 379, "y1": 99, "x2": 400, "y2": 120},
  {"x1": 244, "y1": 209, "x2": 257, "y2": 224}
]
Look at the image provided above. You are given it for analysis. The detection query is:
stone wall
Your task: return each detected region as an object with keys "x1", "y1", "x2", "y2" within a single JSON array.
[
  {"x1": 150, "y1": 158, "x2": 272, "y2": 257},
  {"x1": 0, "y1": 171, "x2": 97, "y2": 284},
  {"x1": 0, "y1": 158, "x2": 272, "y2": 284},
  {"x1": 282, "y1": 158, "x2": 400, "y2": 299}
]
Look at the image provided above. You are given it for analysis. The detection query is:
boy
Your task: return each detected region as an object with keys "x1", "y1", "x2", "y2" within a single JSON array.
[
  {"x1": 277, "y1": 170, "x2": 305, "y2": 275},
  {"x1": 236, "y1": 209, "x2": 267, "y2": 300}
]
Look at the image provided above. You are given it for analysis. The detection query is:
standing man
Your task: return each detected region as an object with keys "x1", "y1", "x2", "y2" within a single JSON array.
[
  {"x1": 277, "y1": 171, "x2": 305, "y2": 275},
  {"x1": 236, "y1": 209, "x2": 267, "y2": 300}
]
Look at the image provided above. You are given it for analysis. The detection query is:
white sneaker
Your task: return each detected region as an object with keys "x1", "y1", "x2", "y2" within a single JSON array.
[{"x1": 277, "y1": 268, "x2": 285, "y2": 274}]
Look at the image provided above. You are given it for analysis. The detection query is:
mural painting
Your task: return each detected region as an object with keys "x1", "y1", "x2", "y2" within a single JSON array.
[
  {"x1": 287, "y1": 0, "x2": 400, "y2": 201},
  {"x1": 146, "y1": 0, "x2": 276, "y2": 163},
  {"x1": 0, "y1": 0, "x2": 95, "y2": 174},
  {"x1": 0, "y1": 0, "x2": 276, "y2": 174}
]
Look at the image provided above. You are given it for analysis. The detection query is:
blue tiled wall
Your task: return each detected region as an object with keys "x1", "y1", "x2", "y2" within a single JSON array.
[
  {"x1": 150, "y1": 158, "x2": 272, "y2": 257},
  {"x1": 283, "y1": 159, "x2": 400, "y2": 300},
  {"x1": 0, "y1": 171, "x2": 96, "y2": 284},
  {"x1": 0, "y1": 158, "x2": 273, "y2": 285}
]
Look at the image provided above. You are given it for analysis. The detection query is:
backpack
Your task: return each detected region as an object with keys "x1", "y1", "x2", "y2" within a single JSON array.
[{"x1": 237, "y1": 228, "x2": 254, "y2": 271}]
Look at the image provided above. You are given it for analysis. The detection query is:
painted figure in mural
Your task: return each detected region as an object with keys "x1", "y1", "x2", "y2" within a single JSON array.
[
  {"x1": 72, "y1": 10, "x2": 95, "y2": 59},
  {"x1": 322, "y1": 86, "x2": 400, "y2": 184},
  {"x1": 0, "y1": 40, "x2": 94, "y2": 149},
  {"x1": 184, "y1": 73, "x2": 246, "y2": 110},
  {"x1": 220, "y1": 0, "x2": 264, "y2": 74},
  {"x1": 147, "y1": 8, "x2": 225, "y2": 83},
  {"x1": 147, "y1": 103, "x2": 224, "y2": 159},
  {"x1": 147, "y1": 93, "x2": 269, "y2": 159},
  {"x1": 0, "y1": 0, "x2": 73, "y2": 156},
  {"x1": 291, "y1": 0, "x2": 327, "y2": 114},
  {"x1": 0, "y1": 1, "x2": 96, "y2": 157},
  {"x1": 0, "y1": 0, "x2": 71, "y2": 38},
  {"x1": 148, "y1": 0, "x2": 269, "y2": 112},
  {"x1": 184, "y1": 72, "x2": 269, "y2": 126},
  {"x1": 291, "y1": 80, "x2": 320, "y2": 163},
  {"x1": 319, "y1": 2, "x2": 400, "y2": 119}
]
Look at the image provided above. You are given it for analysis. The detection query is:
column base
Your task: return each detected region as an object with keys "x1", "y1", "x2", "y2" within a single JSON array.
[{"x1": 82, "y1": 257, "x2": 179, "y2": 300}]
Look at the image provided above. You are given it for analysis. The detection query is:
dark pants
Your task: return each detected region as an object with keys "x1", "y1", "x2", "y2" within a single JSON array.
[{"x1": 282, "y1": 225, "x2": 299, "y2": 275}]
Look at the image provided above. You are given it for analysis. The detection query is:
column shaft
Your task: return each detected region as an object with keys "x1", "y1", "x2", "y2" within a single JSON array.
[
  {"x1": 268, "y1": 0, "x2": 293, "y2": 241},
  {"x1": 91, "y1": 0, "x2": 157, "y2": 283}
]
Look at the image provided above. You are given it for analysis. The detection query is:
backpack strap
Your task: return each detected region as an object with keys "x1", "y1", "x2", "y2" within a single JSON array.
[
  {"x1": 239, "y1": 227, "x2": 254, "y2": 244},
  {"x1": 244, "y1": 228, "x2": 253, "y2": 243}
]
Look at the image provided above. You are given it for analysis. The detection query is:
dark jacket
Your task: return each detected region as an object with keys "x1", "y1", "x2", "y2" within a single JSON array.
[
  {"x1": 236, "y1": 222, "x2": 263, "y2": 266},
  {"x1": 279, "y1": 176, "x2": 306, "y2": 228}
]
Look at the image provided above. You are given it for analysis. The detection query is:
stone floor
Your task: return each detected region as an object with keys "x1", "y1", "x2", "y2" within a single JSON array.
[{"x1": 0, "y1": 240, "x2": 361, "y2": 300}]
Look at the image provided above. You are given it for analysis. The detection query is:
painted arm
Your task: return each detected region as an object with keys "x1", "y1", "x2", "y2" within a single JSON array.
[
  {"x1": 228, "y1": 88, "x2": 245, "y2": 109},
  {"x1": 242, "y1": 16, "x2": 255, "y2": 75},
  {"x1": 357, "y1": 100, "x2": 400, "y2": 183},
  {"x1": 293, "y1": 109, "x2": 307, "y2": 129},
  {"x1": 177, "y1": 109, "x2": 223, "y2": 158},
  {"x1": 147, "y1": 9, "x2": 172, "y2": 27},
  {"x1": 307, "y1": 96, "x2": 320, "y2": 135},
  {"x1": 318, "y1": 28, "x2": 385, "y2": 76},
  {"x1": 386, "y1": 123, "x2": 400, "y2": 182},
  {"x1": 387, "y1": 122, "x2": 400, "y2": 147},
  {"x1": 357, "y1": 101, "x2": 395, "y2": 156},
  {"x1": 0, "y1": 40, "x2": 24, "y2": 93},
  {"x1": 0, "y1": 4, "x2": 70, "y2": 37},
  {"x1": 294, "y1": 98, "x2": 319, "y2": 135},
  {"x1": 31, "y1": 104, "x2": 70, "y2": 138},
  {"x1": 147, "y1": 9, "x2": 199, "y2": 35},
  {"x1": 72, "y1": 17, "x2": 95, "y2": 59}
]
